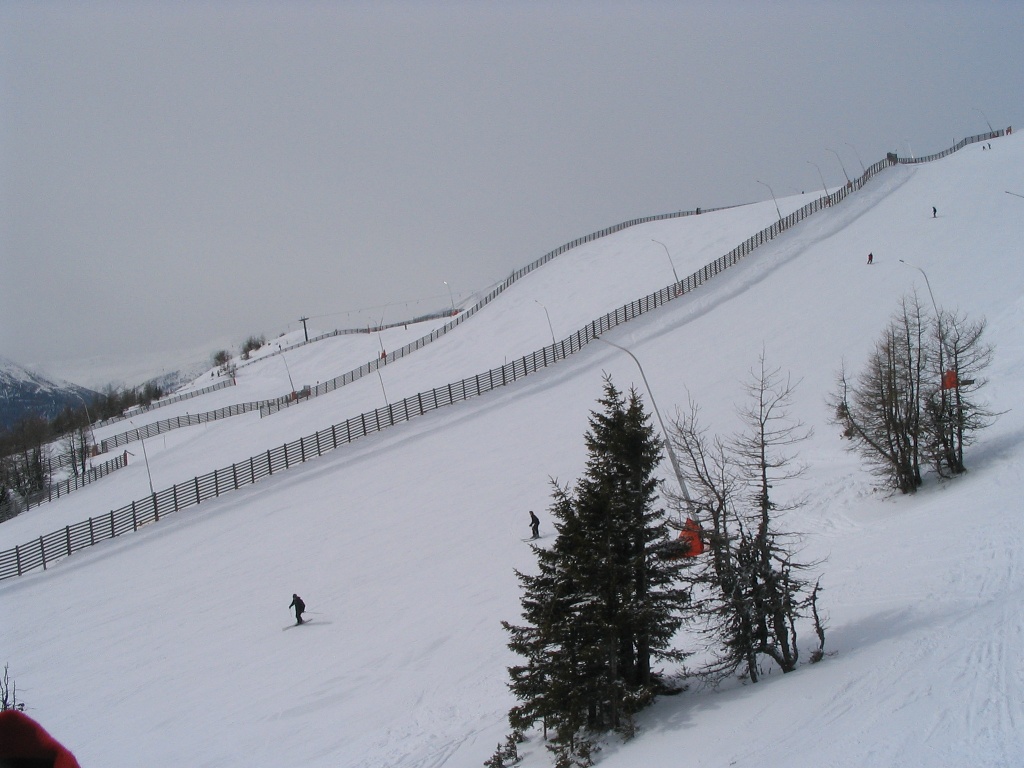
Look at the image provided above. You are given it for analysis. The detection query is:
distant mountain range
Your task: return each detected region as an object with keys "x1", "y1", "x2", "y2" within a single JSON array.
[{"x1": 0, "y1": 356, "x2": 100, "y2": 431}]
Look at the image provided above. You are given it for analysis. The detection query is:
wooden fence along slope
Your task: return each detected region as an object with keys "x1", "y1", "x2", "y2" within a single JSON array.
[
  {"x1": 0, "y1": 128, "x2": 1006, "y2": 581},
  {"x1": 8, "y1": 198, "x2": 726, "y2": 515},
  {"x1": 258, "y1": 203, "x2": 735, "y2": 417},
  {"x1": 88, "y1": 206, "x2": 733, "y2": 451},
  {"x1": 92, "y1": 378, "x2": 235, "y2": 430},
  {"x1": 0, "y1": 452, "x2": 128, "y2": 522}
]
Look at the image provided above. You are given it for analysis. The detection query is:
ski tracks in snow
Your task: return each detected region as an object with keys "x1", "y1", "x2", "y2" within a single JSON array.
[{"x1": 946, "y1": 603, "x2": 1024, "y2": 765}]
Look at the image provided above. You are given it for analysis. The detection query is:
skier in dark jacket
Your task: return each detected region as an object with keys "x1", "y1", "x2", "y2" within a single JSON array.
[
  {"x1": 529, "y1": 510, "x2": 540, "y2": 539},
  {"x1": 289, "y1": 594, "x2": 306, "y2": 625}
]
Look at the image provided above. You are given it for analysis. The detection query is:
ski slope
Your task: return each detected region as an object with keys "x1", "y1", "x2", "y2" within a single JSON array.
[{"x1": 2, "y1": 132, "x2": 1023, "y2": 767}]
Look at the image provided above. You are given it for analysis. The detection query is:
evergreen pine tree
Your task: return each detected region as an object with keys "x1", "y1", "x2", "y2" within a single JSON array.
[{"x1": 501, "y1": 376, "x2": 689, "y2": 766}]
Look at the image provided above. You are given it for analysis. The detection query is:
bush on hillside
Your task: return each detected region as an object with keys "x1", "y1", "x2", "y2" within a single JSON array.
[{"x1": 240, "y1": 335, "x2": 266, "y2": 360}]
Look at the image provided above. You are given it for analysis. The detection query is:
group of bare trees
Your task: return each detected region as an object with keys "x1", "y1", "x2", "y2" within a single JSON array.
[
  {"x1": 0, "y1": 380, "x2": 165, "y2": 518},
  {"x1": 0, "y1": 416, "x2": 51, "y2": 519},
  {"x1": 668, "y1": 356, "x2": 825, "y2": 685},
  {"x1": 0, "y1": 664, "x2": 25, "y2": 713},
  {"x1": 831, "y1": 293, "x2": 995, "y2": 493}
]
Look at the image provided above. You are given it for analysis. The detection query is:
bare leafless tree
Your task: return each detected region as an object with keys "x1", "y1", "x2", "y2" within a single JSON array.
[
  {"x1": 669, "y1": 355, "x2": 824, "y2": 683},
  {"x1": 1, "y1": 664, "x2": 25, "y2": 712},
  {"x1": 833, "y1": 294, "x2": 997, "y2": 491},
  {"x1": 923, "y1": 309, "x2": 997, "y2": 477},
  {"x1": 831, "y1": 294, "x2": 929, "y2": 493}
]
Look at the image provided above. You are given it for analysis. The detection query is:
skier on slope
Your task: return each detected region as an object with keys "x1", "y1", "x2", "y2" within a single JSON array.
[
  {"x1": 289, "y1": 593, "x2": 306, "y2": 625},
  {"x1": 529, "y1": 510, "x2": 540, "y2": 540}
]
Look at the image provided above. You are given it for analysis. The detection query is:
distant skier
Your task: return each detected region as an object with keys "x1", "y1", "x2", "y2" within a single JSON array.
[
  {"x1": 932, "y1": 206, "x2": 937, "y2": 218},
  {"x1": 867, "y1": 252, "x2": 873, "y2": 265},
  {"x1": 529, "y1": 510, "x2": 540, "y2": 539},
  {"x1": 289, "y1": 593, "x2": 306, "y2": 625}
]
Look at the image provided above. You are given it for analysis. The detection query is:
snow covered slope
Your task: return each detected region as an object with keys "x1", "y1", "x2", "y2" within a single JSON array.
[{"x1": 1, "y1": 132, "x2": 1023, "y2": 768}]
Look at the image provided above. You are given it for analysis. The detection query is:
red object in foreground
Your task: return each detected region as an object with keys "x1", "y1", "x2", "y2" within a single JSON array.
[
  {"x1": 0, "y1": 710, "x2": 81, "y2": 768},
  {"x1": 678, "y1": 517, "x2": 705, "y2": 557}
]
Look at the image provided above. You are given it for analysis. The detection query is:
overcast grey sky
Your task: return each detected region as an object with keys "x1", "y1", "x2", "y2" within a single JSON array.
[{"x1": 2, "y1": 1, "x2": 1021, "y2": 388}]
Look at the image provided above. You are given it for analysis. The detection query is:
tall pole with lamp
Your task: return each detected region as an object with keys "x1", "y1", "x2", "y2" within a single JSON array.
[
  {"x1": 534, "y1": 300, "x2": 556, "y2": 346},
  {"x1": 807, "y1": 160, "x2": 828, "y2": 198},
  {"x1": 595, "y1": 337, "x2": 695, "y2": 522},
  {"x1": 444, "y1": 281, "x2": 456, "y2": 315},
  {"x1": 826, "y1": 148, "x2": 851, "y2": 185},
  {"x1": 651, "y1": 239, "x2": 681, "y2": 285},
  {"x1": 845, "y1": 142, "x2": 866, "y2": 174},
  {"x1": 756, "y1": 180, "x2": 783, "y2": 221}
]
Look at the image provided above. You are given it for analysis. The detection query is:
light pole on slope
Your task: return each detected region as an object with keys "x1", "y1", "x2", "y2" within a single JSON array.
[
  {"x1": 534, "y1": 300, "x2": 556, "y2": 346},
  {"x1": 651, "y1": 239, "x2": 681, "y2": 285},
  {"x1": 807, "y1": 160, "x2": 828, "y2": 197},
  {"x1": 826, "y1": 148, "x2": 851, "y2": 185},
  {"x1": 756, "y1": 180, "x2": 783, "y2": 221},
  {"x1": 595, "y1": 336, "x2": 696, "y2": 520}
]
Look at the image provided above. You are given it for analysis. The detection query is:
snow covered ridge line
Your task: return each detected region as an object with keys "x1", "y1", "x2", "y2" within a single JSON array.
[
  {"x1": 252, "y1": 125, "x2": 1008, "y2": 420},
  {"x1": 231, "y1": 310, "x2": 457, "y2": 375},
  {"x1": 897, "y1": 126, "x2": 1013, "y2": 164},
  {"x1": 260, "y1": 204, "x2": 733, "y2": 417},
  {"x1": 0, "y1": 129, "x2": 1006, "y2": 581}
]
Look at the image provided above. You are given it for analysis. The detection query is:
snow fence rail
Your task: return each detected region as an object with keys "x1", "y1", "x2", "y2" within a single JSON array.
[
  {"x1": 99, "y1": 399, "x2": 271, "y2": 453},
  {"x1": 94, "y1": 207, "x2": 731, "y2": 449},
  {"x1": 0, "y1": 128, "x2": 1007, "y2": 582},
  {"x1": 1, "y1": 451, "x2": 129, "y2": 519},
  {"x1": 257, "y1": 204, "x2": 733, "y2": 417},
  {"x1": 91, "y1": 378, "x2": 236, "y2": 431}
]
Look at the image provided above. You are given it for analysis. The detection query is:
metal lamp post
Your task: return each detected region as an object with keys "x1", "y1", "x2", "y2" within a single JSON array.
[
  {"x1": 826, "y1": 148, "x2": 851, "y2": 185},
  {"x1": 898, "y1": 259, "x2": 939, "y2": 317},
  {"x1": 279, "y1": 350, "x2": 296, "y2": 396},
  {"x1": 756, "y1": 180, "x2": 783, "y2": 221},
  {"x1": 128, "y1": 420, "x2": 155, "y2": 496},
  {"x1": 807, "y1": 161, "x2": 828, "y2": 197},
  {"x1": 595, "y1": 336, "x2": 695, "y2": 518},
  {"x1": 444, "y1": 281, "x2": 455, "y2": 314},
  {"x1": 973, "y1": 107, "x2": 994, "y2": 133},
  {"x1": 845, "y1": 142, "x2": 866, "y2": 174},
  {"x1": 651, "y1": 239, "x2": 681, "y2": 284},
  {"x1": 534, "y1": 300, "x2": 556, "y2": 346}
]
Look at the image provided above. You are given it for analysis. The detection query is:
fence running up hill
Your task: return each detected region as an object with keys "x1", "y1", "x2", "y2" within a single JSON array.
[
  {"x1": 1, "y1": 452, "x2": 129, "y2": 519},
  {"x1": 92, "y1": 378, "x2": 235, "y2": 431},
  {"x1": 94, "y1": 206, "x2": 729, "y2": 447},
  {"x1": 99, "y1": 400, "x2": 269, "y2": 453},
  {"x1": 260, "y1": 204, "x2": 734, "y2": 416},
  {"x1": 0, "y1": 128, "x2": 1007, "y2": 582}
]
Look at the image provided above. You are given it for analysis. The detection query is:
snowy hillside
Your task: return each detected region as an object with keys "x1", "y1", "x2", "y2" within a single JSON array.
[{"x1": 2, "y1": 132, "x2": 1023, "y2": 768}]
